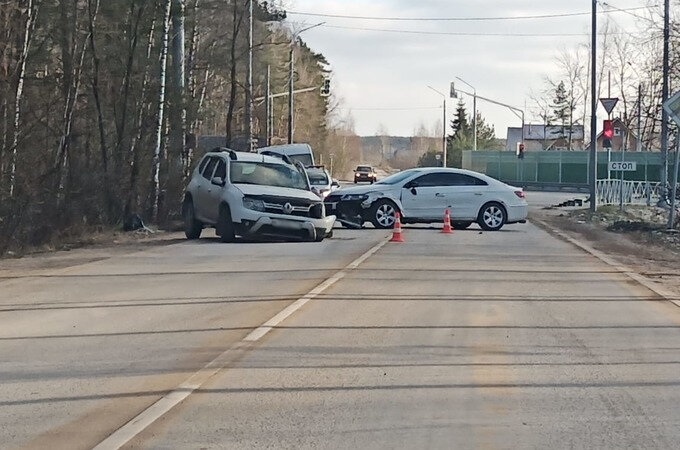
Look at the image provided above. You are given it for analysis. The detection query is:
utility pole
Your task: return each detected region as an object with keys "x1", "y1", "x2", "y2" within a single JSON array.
[
  {"x1": 589, "y1": 0, "x2": 598, "y2": 212},
  {"x1": 637, "y1": 83, "x2": 642, "y2": 152},
  {"x1": 265, "y1": 65, "x2": 271, "y2": 147},
  {"x1": 662, "y1": 0, "x2": 670, "y2": 192},
  {"x1": 245, "y1": 0, "x2": 253, "y2": 151},
  {"x1": 456, "y1": 77, "x2": 477, "y2": 151},
  {"x1": 288, "y1": 43, "x2": 294, "y2": 144},
  {"x1": 427, "y1": 86, "x2": 447, "y2": 167}
]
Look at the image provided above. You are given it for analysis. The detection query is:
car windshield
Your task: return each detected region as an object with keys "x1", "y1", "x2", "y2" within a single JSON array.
[
  {"x1": 230, "y1": 161, "x2": 308, "y2": 190},
  {"x1": 356, "y1": 166, "x2": 371, "y2": 172},
  {"x1": 308, "y1": 171, "x2": 329, "y2": 186},
  {"x1": 375, "y1": 169, "x2": 420, "y2": 185},
  {"x1": 290, "y1": 154, "x2": 313, "y2": 167}
]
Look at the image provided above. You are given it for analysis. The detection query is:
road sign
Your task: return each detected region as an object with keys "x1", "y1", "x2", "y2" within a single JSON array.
[
  {"x1": 600, "y1": 98, "x2": 619, "y2": 115},
  {"x1": 663, "y1": 90, "x2": 680, "y2": 126},
  {"x1": 608, "y1": 161, "x2": 637, "y2": 172},
  {"x1": 450, "y1": 82, "x2": 457, "y2": 98}
]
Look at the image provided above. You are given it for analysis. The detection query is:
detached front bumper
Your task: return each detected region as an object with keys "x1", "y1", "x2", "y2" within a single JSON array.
[{"x1": 240, "y1": 214, "x2": 336, "y2": 240}]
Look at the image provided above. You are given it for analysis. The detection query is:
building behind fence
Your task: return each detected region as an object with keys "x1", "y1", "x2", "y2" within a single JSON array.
[{"x1": 462, "y1": 150, "x2": 678, "y2": 190}]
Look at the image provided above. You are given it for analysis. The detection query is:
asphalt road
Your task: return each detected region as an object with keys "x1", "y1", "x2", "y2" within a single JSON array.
[{"x1": 2, "y1": 206, "x2": 680, "y2": 448}]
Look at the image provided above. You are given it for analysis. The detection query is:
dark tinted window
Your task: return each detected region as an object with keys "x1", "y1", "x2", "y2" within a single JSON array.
[
  {"x1": 202, "y1": 157, "x2": 217, "y2": 180},
  {"x1": 198, "y1": 157, "x2": 210, "y2": 174},
  {"x1": 214, "y1": 159, "x2": 227, "y2": 180},
  {"x1": 443, "y1": 173, "x2": 488, "y2": 186},
  {"x1": 356, "y1": 166, "x2": 372, "y2": 172},
  {"x1": 412, "y1": 173, "x2": 449, "y2": 187}
]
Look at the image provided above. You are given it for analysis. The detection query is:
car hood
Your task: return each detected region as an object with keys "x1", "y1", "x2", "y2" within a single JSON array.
[
  {"x1": 234, "y1": 184, "x2": 320, "y2": 202},
  {"x1": 333, "y1": 184, "x2": 396, "y2": 196}
]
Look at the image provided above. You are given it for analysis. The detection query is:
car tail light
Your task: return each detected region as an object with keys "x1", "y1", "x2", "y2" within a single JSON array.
[{"x1": 514, "y1": 190, "x2": 526, "y2": 199}]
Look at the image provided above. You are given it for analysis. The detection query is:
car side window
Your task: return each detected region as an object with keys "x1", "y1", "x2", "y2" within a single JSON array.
[
  {"x1": 202, "y1": 157, "x2": 217, "y2": 180},
  {"x1": 412, "y1": 173, "x2": 448, "y2": 187},
  {"x1": 213, "y1": 159, "x2": 227, "y2": 181},
  {"x1": 441, "y1": 173, "x2": 488, "y2": 186},
  {"x1": 198, "y1": 156, "x2": 209, "y2": 174}
]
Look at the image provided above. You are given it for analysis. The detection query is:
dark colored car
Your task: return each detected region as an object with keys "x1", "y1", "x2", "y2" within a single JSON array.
[{"x1": 354, "y1": 165, "x2": 377, "y2": 184}]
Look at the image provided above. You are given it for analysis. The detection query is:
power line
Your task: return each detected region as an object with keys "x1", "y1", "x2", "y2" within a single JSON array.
[
  {"x1": 286, "y1": 6, "x2": 656, "y2": 22},
  {"x1": 336, "y1": 106, "x2": 443, "y2": 111},
  {"x1": 318, "y1": 24, "x2": 640, "y2": 38}
]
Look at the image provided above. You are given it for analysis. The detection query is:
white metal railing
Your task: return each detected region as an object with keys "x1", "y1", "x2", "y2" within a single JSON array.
[{"x1": 596, "y1": 180, "x2": 662, "y2": 206}]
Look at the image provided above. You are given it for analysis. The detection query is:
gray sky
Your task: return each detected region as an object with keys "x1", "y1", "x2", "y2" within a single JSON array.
[{"x1": 287, "y1": 0, "x2": 643, "y2": 137}]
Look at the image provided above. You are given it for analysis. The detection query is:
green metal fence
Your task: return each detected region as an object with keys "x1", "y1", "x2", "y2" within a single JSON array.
[{"x1": 462, "y1": 150, "x2": 676, "y2": 188}]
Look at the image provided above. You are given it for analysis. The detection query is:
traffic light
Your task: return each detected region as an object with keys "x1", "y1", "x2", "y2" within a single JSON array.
[
  {"x1": 517, "y1": 142, "x2": 525, "y2": 159},
  {"x1": 320, "y1": 77, "x2": 331, "y2": 97},
  {"x1": 603, "y1": 120, "x2": 614, "y2": 149}
]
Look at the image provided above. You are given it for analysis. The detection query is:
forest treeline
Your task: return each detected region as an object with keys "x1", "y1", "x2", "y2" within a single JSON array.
[{"x1": 0, "y1": 0, "x2": 360, "y2": 253}]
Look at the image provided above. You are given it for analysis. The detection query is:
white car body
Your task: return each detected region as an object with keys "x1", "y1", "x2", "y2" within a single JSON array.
[
  {"x1": 257, "y1": 144, "x2": 315, "y2": 167},
  {"x1": 325, "y1": 168, "x2": 528, "y2": 230},
  {"x1": 183, "y1": 150, "x2": 335, "y2": 242}
]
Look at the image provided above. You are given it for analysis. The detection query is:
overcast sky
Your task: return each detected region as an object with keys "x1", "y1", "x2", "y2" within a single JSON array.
[{"x1": 286, "y1": 0, "x2": 644, "y2": 138}]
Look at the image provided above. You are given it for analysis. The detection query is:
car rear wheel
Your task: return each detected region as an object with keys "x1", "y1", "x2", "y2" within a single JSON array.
[
  {"x1": 477, "y1": 202, "x2": 507, "y2": 231},
  {"x1": 182, "y1": 199, "x2": 202, "y2": 240},
  {"x1": 217, "y1": 205, "x2": 236, "y2": 243},
  {"x1": 369, "y1": 199, "x2": 398, "y2": 229}
]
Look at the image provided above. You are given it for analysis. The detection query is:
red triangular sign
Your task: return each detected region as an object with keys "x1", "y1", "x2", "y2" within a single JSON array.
[{"x1": 600, "y1": 98, "x2": 619, "y2": 115}]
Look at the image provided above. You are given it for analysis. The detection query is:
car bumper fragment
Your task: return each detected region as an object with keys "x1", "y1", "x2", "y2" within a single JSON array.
[{"x1": 245, "y1": 215, "x2": 335, "y2": 240}]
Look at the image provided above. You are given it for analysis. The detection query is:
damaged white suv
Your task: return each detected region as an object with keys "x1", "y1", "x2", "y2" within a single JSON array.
[{"x1": 182, "y1": 149, "x2": 335, "y2": 242}]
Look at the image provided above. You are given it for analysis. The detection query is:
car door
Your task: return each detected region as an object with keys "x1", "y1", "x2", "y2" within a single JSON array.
[
  {"x1": 195, "y1": 156, "x2": 217, "y2": 222},
  {"x1": 400, "y1": 173, "x2": 449, "y2": 220},
  {"x1": 203, "y1": 157, "x2": 227, "y2": 223},
  {"x1": 437, "y1": 173, "x2": 490, "y2": 220}
]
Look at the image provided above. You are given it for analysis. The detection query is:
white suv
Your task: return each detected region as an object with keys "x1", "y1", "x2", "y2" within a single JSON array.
[{"x1": 182, "y1": 149, "x2": 335, "y2": 242}]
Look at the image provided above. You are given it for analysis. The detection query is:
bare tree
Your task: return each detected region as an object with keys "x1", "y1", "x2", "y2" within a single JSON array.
[
  {"x1": 9, "y1": 0, "x2": 40, "y2": 197},
  {"x1": 152, "y1": 0, "x2": 173, "y2": 222}
]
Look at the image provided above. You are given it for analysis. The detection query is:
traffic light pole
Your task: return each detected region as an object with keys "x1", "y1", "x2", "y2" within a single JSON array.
[
  {"x1": 427, "y1": 86, "x2": 447, "y2": 167},
  {"x1": 590, "y1": 0, "x2": 598, "y2": 212}
]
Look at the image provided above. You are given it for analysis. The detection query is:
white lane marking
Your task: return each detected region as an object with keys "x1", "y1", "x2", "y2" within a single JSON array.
[
  {"x1": 93, "y1": 238, "x2": 389, "y2": 450},
  {"x1": 532, "y1": 219, "x2": 680, "y2": 308}
]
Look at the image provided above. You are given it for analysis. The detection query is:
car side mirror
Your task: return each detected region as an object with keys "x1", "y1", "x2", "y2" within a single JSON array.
[
  {"x1": 211, "y1": 176, "x2": 225, "y2": 187},
  {"x1": 331, "y1": 180, "x2": 340, "y2": 188},
  {"x1": 410, "y1": 187, "x2": 417, "y2": 195}
]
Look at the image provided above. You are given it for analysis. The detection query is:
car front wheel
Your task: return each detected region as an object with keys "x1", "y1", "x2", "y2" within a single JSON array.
[
  {"x1": 369, "y1": 200, "x2": 398, "y2": 229},
  {"x1": 478, "y1": 202, "x2": 507, "y2": 231},
  {"x1": 182, "y1": 199, "x2": 202, "y2": 240},
  {"x1": 217, "y1": 205, "x2": 236, "y2": 243}
]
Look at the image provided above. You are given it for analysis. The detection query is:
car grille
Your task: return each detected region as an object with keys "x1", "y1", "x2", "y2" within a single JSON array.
[{"x1": 246, "y1": 195, "x2": 324, "y2": 219}]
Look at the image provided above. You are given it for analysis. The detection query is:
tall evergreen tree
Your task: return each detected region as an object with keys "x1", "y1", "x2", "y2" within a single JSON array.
[{"x1": 552, "y1": 81, "x2": 569, "y2": 127}]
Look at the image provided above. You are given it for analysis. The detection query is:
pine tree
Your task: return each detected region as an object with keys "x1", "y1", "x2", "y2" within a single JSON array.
[
  {"x1": 449, "y1": 99, "x2": 469, "y2": 139},
  {"x1": 552, "y1": 81, "x2": 569, "y2": 127}
]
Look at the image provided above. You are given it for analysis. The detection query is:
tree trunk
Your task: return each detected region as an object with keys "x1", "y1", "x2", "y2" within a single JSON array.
[
  {"x1": 170, "y1": 0, "x2": 187, "y2": 175},
  {"x1": 125, "y1": 17, "x2": 156, "y2": 218},
  {"x1": 226, "y1": 0, "x2": 244, "y2": 147},
  {"x1": 152, "y1": 0, "x2": 172, "y2": 223},
  {"x1": 9, "y1": 0, "x2": 39, "y2": 198}
]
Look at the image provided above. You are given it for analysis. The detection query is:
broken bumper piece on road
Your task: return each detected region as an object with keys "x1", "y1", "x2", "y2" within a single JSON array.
[{"x1": 242, "y1": 216, "x2": 335, "y2": 241}]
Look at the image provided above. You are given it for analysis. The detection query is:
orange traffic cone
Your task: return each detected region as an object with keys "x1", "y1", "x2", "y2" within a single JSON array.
[
  {"x1": 442, "y1": 209, "x2": 453, "y2": 234},
  {"x1": 390, "y1": 212, "x2": 405, "y2": 243}
]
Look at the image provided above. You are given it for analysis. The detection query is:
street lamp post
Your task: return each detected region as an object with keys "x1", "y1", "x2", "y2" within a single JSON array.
[
  {"x1": 288, "y1": 23, "x2": 324, "y2": 144},
  {"x1": 453, "y1": 87, "x2": 524, "y2": 150},
  {"x1": 427, "y1": 86, "x2": 447, "y2": 167},
  {"x1": 456, "y1": 77, "x2": 477, "y2": 151},
  {"x1": 590, "y1": 0, "x2": 598, "y2": 212}
]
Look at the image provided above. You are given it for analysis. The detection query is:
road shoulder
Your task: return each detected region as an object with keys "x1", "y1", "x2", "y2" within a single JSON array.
[{"x1": 531, "y1": 208, "x2": 680, "y2": 303}]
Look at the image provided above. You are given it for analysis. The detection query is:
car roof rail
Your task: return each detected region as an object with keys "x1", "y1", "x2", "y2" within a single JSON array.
[
  {"x1": 210, "y1": 147, "x2": 238, "y2": 160},
  {"x1": 259, "y1": 151, "x2": 293, "y2": 165}
]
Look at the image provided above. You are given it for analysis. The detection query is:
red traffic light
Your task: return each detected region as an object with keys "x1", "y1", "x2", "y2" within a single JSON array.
[{"x1": 603, "y1": 120, "x2": 614, "y2": 139}]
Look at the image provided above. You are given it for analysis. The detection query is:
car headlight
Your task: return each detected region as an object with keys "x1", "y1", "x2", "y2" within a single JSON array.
[
  {"x1": 242, "y1": 197, "x2": 266, "y2": 212},
  {"x1": 342, "y1": 193, "x2": 369, "y2": 201}
]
